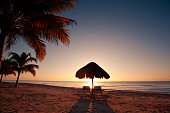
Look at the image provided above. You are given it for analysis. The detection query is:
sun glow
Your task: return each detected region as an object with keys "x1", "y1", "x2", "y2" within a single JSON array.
[{"x1": 84, "y1": 78, "x2": 102, "y2": 88}]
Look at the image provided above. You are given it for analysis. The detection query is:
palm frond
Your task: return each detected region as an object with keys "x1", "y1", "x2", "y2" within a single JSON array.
[
  {"x1": 11, "y1": 0, "x2": 77, "y2": 16},
  {"x1": 8, "y1": 52, "x2": 39, "y2": 77},
  {"x1": 5, "y1": 18, "x2": 25, "y2": 50},
  {"x1": 7, "y1": 14, "x2": 75, "y2": 60},
  {"x1": 22, "y1": 36, "x2": 46, "y2": 61},
  {"x1": 25, "y1": 57, "x2": 37, "y2": 63},
  {"x1": 0, "y1": 59, "x2": 16, "y2": 76},
  {"x1": 10, "y1": 61, "x2": 19, "y2": 71},
  {"x1": 21, "y1": 52, "x2": 29, "y2": 61},
  {"x1": 28, "y1": 69, "x2": 36, "y2": 77},
  {"x1": 3, "y1": 0, "x2": 77, "y2": 61},
  {"x1": 8, "y1": 52, "x2": 20, "y2": 64},
  {"x1": 41, "y1": 0, "x2": 77, "y2": 14},
  {"x1": 25, "y1": 14, "x2": 76, "y2": 45},
  {"x1": 22, "y1": 64, "x2": 39, "y2": 76},
  {"x1": 22, "y1": 64, "x2": 39, "y2": 70},
  {"x1": 5, "y1": 35, "x2": 19, "y2": 51}
]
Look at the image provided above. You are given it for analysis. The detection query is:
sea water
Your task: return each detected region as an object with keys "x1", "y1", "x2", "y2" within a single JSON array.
[{"x1": 4, "y1": 80, "x2": 170, "y2": 94}]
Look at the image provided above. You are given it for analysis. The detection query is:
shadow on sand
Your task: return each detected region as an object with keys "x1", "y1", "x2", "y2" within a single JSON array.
[
  {"x1": 0, "y1": 82, "x2": 15, "y2": 88},
  {"x1": 69, "y1": 93, "x2": 114, "y2": 113}
]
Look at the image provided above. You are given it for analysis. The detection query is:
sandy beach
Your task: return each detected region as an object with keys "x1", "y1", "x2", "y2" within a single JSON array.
[{"x1": 0, "y1": 82, "x2": 170, "y2": 113}]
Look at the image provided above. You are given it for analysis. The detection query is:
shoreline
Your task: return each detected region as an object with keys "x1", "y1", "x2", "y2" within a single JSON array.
[
  {"x1": 3, "y1": 80, "x2": 170, "y2": 95},
  {"x1": 1, "y1": 82, "x2": 170, "y2": 112},
  {"x1": 3, "y1": 81, "x2": 170, "y2": 94}
]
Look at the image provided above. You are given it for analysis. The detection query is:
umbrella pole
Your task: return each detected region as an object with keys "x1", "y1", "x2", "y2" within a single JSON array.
[{"x1": 92, "y1": 78, "x2": 94, "y2": 96}]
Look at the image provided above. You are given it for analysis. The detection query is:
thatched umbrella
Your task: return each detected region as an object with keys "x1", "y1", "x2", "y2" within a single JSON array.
[{"x1": 76, "y1": 62, "x2": 110, "y2": 96}]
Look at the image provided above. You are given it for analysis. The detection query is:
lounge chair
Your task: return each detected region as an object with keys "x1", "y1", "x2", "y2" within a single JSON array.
[
  {"x1": 83, "y1": 86, "x2": 90, "y2": 91},
  {"x1": 82, "y1": 86, "x2": 90, "y2": 95},
  {"x1": 94, "y1": 86, "x2": 102, "y2": 95}
]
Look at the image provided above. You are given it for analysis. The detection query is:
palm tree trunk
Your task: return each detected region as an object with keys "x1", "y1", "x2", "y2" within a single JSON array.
[
  {"x1": 0, "y1": 30, "x2": 6, "y2": 69},
  {"x1": 0, "y1": 75, "x2": 3, "y2": 82},
  {"x1": 15, "y1": 70, "x2": 21, "y2": 87}
]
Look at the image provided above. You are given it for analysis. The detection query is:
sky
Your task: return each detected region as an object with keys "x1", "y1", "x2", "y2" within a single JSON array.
[{"x1": 3, "y1": 0, "x2": 170, "y2": 81}]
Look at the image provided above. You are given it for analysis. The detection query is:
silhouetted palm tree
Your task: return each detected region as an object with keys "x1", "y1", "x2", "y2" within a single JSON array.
[
  {"x1": 9, "y1": 52, "x2": 39, "y2": 87},
  {"x1": 0, "y1": 0, "x2": 77, "y2": 67},
  {"x1": 0, "y1": 59, "x2": 16, "y2": 82}
]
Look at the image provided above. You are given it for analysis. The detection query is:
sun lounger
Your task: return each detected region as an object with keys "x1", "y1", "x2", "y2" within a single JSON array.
[
  {"x1": 82, "y1": 86, "x2": 90, "y2": 95},
  {"x1": 94, "y1": 86, "x2": 102, "y2": 95},
  {"x1": 94, "y1": 86, "x2": 101, "y2": 91},
  {"x1": 83, "y1": 86, "x2": 90, "y2": 91},
  {"x1": 83, "y1": 86, "x2": 102, "y2": 96}
]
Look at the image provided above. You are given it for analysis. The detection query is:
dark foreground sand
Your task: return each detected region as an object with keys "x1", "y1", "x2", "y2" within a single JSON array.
[{"x1": 0, "y1": 82, "x2": 170, "y2": 113}]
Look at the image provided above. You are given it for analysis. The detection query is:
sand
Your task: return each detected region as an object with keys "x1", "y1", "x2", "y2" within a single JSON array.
[{"x1": 0, "y1": 82, "x2": 170, "y2": 113}]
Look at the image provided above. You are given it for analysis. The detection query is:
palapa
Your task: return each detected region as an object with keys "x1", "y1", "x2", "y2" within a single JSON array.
[{"x1": 76, "y1": 62, "x2": 110, "y2": 96}]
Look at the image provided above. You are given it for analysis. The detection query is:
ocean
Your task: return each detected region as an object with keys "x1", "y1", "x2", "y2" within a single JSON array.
[{"x1": 4, "y1": 80, "x2": 170, "y2": 94}]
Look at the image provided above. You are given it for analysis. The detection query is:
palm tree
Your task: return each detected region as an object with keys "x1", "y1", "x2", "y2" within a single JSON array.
[
  {"x1": 8, "y1": 52, "x2": 39, "y2": 87},
  {"x1": 0, "y1": 59, "x2": 16, "y2": 82},
  {"x1": 0, "y1": 0, "x2": 77, "y2": 67}
]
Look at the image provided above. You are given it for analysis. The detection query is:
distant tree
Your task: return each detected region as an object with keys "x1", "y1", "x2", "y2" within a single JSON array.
[
  {"x1": 0, "y1": 59, "x2": 16, "y2": 82},
  {"x1": 9, "y1": 52, "x2": 39, "y2": 87},
  {"x1": 0, "y1": 0, "x2": 77, "y2": 68}
]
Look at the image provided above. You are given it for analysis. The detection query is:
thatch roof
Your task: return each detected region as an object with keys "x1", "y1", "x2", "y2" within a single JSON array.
[{"x1": 76, "y1": 62, "x2": 110, "y2": 79}]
